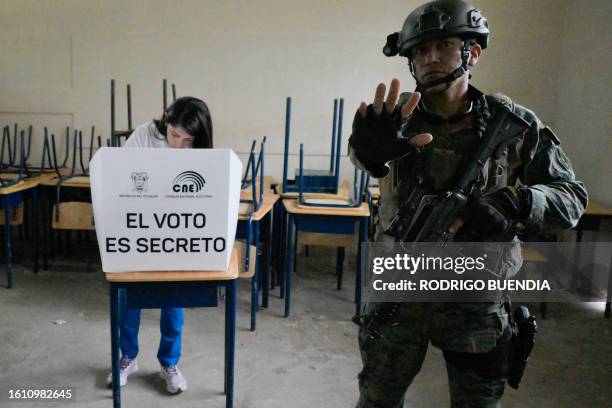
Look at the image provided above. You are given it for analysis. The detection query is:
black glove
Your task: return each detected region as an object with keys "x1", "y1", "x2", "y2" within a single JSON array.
[
  {"x1": 456, "y1": 187, "x2": 531, "y2": 241},
  {"x1": 349, "y1": 103, "x2": 417, "y2": 177}
]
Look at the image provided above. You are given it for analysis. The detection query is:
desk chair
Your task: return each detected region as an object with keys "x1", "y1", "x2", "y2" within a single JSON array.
[
  {"x1": 40, "y1": 128, "x2": 102, "y2": 263},
  {"x1": 297, "y1": 143, "x2": 368, "y2": 209},
  {"x1": 281, "y1": 198, "x2": 369, "y2": 317},
  {"x1": 0, "y1": 172, "x2": 47, "y2": 287},
  {"x1": 236, "y1": 139, "x2": 269, "y2": 331},
  {"x1": 0, "y1": 126, "x2": 39, "y2": 230},
  {"x1": 281, "y1": 97, "x2": 344, "y2": 194},
  {"x1": 291, "y1": 142, "x2": 370, "y2": 290},
  {"x1": 48, "y1": 127, "x2": 99, "y2": 228},
  {"x1": 240, "y1": 137, "x2": 266, "y2": 207},
  {"x1": 0, "y1": 125, "x2": 32, "y2": 187},
  {"x1": 111, "y1": 79, "x2": 177, "y2": 147},
  {"x1": 0, "y1": 126, "x2": 35, "y2": 241}
]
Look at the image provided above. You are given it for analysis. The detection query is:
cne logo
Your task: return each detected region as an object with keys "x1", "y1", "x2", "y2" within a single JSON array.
[{"x1": 172, "y1": 171, "x2": 206, "y2": 193}]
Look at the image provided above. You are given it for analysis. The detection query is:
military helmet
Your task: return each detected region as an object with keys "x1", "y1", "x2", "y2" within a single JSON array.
[{"x1": 384, "y1": 0, "x2": 489, "y2": 58}]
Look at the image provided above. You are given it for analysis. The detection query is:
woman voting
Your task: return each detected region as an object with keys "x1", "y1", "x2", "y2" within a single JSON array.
[{"x1": 106, "y1": 97, "x2": 213, "y2": 394}]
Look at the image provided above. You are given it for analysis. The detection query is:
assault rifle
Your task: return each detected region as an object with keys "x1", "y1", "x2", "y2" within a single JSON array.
[{"x1": 385, "y1": 105, "x2": 530, "y2": 245}]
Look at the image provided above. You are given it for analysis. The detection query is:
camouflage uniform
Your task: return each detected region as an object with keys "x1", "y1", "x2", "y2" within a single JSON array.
[{"x1": 354, "y1": 87, "x2": 588, "y2": 407}]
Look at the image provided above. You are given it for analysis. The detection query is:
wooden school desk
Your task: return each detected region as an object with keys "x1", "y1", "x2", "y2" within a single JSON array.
[
  {"x1": 281, "y1": 199, "x2": 369, "y2": 317},
  {"x1": 0, "y1": 172, "x2": 58, "y2": 287},
  {"x1": 574, "y1": 200, "x2": 612, "y2": 318},
  {"x1": 576, "y1": 201, "x2": 612, "y2": 242},
  {"x1": 39, "y1": 175, "x2": 92, "y2": 267},
  {"x1": 271, "y1": 181, "x2": 352, "y2": 297},
  {"x1": 105, "y1": 248, "x2": 239, "y2": 408}
]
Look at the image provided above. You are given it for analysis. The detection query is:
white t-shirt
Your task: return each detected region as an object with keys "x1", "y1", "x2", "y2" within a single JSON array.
[{"x1": 124, "y1": 121, "x2": 170, "y2": 148}]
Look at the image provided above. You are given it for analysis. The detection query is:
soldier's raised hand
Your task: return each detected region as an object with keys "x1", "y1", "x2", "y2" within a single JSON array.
[{"x1": 349, "y1": 79, "x2": 433, "y2": 168}]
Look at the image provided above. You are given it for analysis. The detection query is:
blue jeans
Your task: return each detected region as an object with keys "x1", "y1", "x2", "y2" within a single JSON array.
[{"x1": 118, "y1": 290, "x2": 184, "y2": 367}]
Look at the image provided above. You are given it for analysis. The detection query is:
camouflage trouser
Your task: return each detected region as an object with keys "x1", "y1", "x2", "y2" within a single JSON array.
[{"x1": 356, "y1": 303, "x2": 510, "y2": 408}]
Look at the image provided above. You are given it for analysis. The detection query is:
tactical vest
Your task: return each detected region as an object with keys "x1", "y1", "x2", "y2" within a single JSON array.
[
  {"x1": 376, "y1": 92, "x2": 525, "y2": 281},
  {"x1": 390, "y1": 93, "x2": 519, "y2": 206}
]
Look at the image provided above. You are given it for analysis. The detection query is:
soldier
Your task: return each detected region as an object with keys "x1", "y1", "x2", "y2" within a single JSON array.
[{"x1": 348, "y1": 0, "x2": 588, "y2": 406}]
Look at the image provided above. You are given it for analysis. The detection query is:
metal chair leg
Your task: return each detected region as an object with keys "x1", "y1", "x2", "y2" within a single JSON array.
[{"x1": 336, "y1": 247, "x2": 345, "y2": 290}]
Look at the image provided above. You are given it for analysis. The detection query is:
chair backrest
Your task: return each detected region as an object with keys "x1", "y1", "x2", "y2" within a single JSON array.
[
  {"x1": 240, "y1": 136, "x2": 266, "y2": 212},
  {"x1": 255, "y1": 136, "x2": 265, "y2": 204},
  {"x1": 162, "y1": 78, "x2": 178, "y2": 111},
  {"x1": 298, "y1": 142, "x2": 367, "y2": 208},
  {"x1": 331, "y1": 98, "x2": 343, "y2": 185},
  {"x1": 282, "y1": 96, "x2": 292, "y2": 191},
  {"x1": 49, "y1": 126, "x2": 99, "y2": 179},
  {"x1": 282, "y1": 97, "x2": 344, "y2": 194},
  {"x1": 241, "y1": 139, "x2": 257, "y2": 189},
  {"x1": 110, "y1": 79, "x2": 134, "y2": 147},
  {"x1": 0, "y1": 125, "x2": 30, "y2": 187}
]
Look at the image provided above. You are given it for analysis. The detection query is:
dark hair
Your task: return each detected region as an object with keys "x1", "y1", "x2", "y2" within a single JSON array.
[{"x1": 154, "y1": 96, "x2": 213, "y2": 148}]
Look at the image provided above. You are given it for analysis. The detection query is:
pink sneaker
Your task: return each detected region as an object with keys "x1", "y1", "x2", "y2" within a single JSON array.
[
  {"x1": 106, "y1": 356, "x2": 138, "y2": 387},
  {"x1": 160, "y1": 365, "x2": 188, "y2": 394}
]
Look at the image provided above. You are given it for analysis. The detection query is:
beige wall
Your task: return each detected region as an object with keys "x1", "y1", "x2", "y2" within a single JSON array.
[
  {"x1": 0, "y1": 0, "x2": 609, "y2": 204},
  {"x1": 553, "y1": 1, "x2": 612, "y2": 207}
]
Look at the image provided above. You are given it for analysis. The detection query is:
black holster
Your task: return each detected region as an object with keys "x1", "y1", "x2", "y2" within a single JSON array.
[
  {"x1": 507, "y1": 305, "x2": 538, "y2": 389},
  {"x1": 352, "y1": 302, "x2": 402, "y2": 341}
]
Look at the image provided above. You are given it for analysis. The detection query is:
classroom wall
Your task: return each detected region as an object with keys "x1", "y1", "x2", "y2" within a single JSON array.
[
  {"x1": 553, "y1": 1, "x2": 612, "y2": 208},
  {"x1": 0, "y1": 0, "x2": 609, "y2": 204}
]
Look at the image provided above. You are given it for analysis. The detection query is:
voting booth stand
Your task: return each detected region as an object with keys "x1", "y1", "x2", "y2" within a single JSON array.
[{"x1": 90, "y1": 147, "x2": 242, "y2": 408}]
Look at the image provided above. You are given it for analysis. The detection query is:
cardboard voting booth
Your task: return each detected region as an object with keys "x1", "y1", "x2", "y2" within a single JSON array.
[{"x1": 90, "y1": 147, "x2": 242, "y2": 272}]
